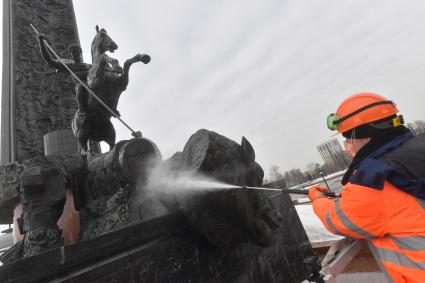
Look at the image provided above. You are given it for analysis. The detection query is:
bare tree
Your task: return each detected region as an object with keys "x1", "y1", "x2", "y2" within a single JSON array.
[
  {"x1": 269, "y1": 165, "x2": 284, "y2": 182},
  {"x1": 306, "y1": 162, "x2": 321, "y2": 180},
  {"x1": 407, "y1": 120, "x2": 425, "y2": 135}
]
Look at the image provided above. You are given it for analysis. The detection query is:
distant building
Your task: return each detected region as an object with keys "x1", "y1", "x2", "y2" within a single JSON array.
[{"x1": 317, "y1": 139, "x2": 351, "y2": 171}]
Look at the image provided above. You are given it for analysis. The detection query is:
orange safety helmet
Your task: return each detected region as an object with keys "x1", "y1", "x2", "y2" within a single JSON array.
[{"x1": 327, "y1": 92, "x2": 400, "y2": 134}]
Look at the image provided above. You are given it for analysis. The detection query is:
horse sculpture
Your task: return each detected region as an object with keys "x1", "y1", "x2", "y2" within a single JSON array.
[{"x1": 72, "y1": 25, "x2": 150, "y2": 156}]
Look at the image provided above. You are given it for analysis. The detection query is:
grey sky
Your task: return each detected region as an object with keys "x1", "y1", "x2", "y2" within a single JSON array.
[{"x1": 4, "y1": 0, "x2": 425, "y2": 174}]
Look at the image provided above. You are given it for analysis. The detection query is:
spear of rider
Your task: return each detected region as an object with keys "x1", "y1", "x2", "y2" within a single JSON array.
[{"x1": 29, "y1": 24, "x2": 143, "y2": 138}]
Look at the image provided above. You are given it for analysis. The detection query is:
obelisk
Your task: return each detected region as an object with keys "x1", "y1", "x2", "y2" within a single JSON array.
[
  {"x1": 0, "y1": 0, "x2": 80, "y2": 227},
  {"x1": 1, "y1": 0, "x2": 80, "y2": 164}
]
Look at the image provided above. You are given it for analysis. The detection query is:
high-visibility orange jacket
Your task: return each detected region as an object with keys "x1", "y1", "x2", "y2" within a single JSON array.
[
  {"x1": 313, "y1": 182, "x2": 425, "y2": 282},
  {"x1": 313, "y1": 133, "x2": 425, "y2": 282}
]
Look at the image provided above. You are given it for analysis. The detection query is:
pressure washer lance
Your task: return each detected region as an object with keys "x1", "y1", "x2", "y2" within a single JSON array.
[
  {"x1": 319, "y1": 170, "x2": 332, "y2": 192},
  {"x1": 241, "y1": 185, "x2": 340, "y2": 198}
]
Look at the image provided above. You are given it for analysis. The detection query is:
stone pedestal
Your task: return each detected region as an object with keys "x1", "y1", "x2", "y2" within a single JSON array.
[
  {"x1": 0, "y1": 193, "x2": 317, "y2": 283},
  {"x1": 43, "y1": 130, "x2": 78, "y2": 156},
  {"x1": 20, "y1": 165, "x2": 66, "y2": 257}
]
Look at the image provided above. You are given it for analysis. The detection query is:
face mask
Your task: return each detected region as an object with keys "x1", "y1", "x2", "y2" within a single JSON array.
[{"x1": 344, "y1": 140, "x2": 356, "y2": 157}]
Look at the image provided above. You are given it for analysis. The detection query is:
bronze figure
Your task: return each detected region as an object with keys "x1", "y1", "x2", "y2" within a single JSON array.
[{"x1": 37, "y1": 25, "x2": 150, "y2": 156}]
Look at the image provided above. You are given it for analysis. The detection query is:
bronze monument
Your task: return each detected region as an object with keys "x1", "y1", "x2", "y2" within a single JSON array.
[
  {"x1": 73, "y1": 25, "x2": 150, "y2": 155},
  {"x1": 0, "y1": 1, "x2": 323, "y2": 282}
]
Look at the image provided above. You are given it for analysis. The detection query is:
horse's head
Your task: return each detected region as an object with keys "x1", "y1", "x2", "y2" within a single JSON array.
[{"x1": 91, "y1": 25, "x2": 118, "y2": 58}]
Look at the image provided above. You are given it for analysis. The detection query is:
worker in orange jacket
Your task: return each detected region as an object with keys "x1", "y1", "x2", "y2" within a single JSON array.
[{"x1": 309, "y1": 92, "x2": 425, "y2": 282}]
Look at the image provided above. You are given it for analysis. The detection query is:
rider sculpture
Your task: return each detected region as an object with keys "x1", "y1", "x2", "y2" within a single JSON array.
[
  {"x1": 74, "y1": 25, "x2": 150, "y2": 155},
  {"x1": 37, "y1": 25, "x2": 150, "y2": 156},
  {"x1": 37, "y1": 34, "x2": 91, "y2": 116}
]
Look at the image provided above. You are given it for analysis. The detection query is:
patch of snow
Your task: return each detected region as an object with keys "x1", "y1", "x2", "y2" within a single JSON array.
[{"x1": 296, "y1": 205, "x2": 344, "y2": 243}]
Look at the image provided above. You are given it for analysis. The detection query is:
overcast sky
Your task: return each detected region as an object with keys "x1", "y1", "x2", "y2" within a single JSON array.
[{"x1": 4, "y1": 0, "x2": 425, "y2": 175}]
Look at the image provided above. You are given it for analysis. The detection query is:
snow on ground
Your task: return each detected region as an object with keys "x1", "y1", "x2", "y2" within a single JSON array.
[
  {"x1": 296, "y1": 204, "x2": 344, "y2": 244},
  {"x1": 294, "y1": 173, "x2": 345, "y2": 244}
]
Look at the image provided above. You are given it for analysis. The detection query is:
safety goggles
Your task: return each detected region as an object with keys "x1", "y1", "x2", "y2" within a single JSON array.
[{"x1": 327, "y1": 100, "x2": 394, "y2": 131}]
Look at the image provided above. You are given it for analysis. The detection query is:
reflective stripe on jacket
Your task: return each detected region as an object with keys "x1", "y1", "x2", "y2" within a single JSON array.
[{"x1": 313, "y1": 182, "x2": 425, "y2": 282}]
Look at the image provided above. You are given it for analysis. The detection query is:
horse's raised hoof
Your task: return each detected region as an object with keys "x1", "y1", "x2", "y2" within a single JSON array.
[{"x1": 140, "y1": 54, "x2": 151, "y2": 64}]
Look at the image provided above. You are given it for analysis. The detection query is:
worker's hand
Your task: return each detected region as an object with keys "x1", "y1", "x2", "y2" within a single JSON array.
[{"x1": 308, "y1": 186, "x2": 329, "y2": 201}]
